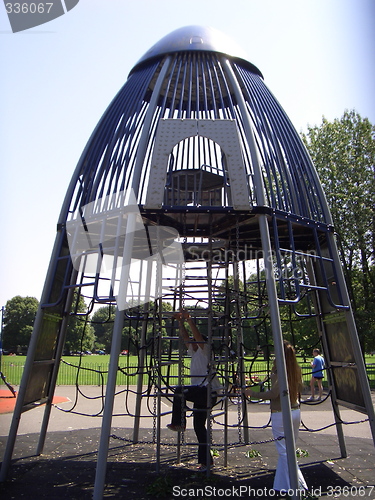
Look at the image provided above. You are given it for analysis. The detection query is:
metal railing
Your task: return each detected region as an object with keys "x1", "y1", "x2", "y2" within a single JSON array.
[{"x1": 1, "y1": 359, "x2": 375, "y2": 388}]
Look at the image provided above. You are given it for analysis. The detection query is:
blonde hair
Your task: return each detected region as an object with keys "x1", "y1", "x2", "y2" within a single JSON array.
[{"x1": 284, "y1": 341, "x2": 303, "y2": 403}]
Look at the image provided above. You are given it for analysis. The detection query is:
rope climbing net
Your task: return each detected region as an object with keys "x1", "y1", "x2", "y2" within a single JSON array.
[{"x1": 53, "y1": 230, "x2": 369, "y2": 465}]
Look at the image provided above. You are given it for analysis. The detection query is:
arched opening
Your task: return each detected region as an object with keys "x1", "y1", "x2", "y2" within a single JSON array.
[{"x1": 164, "y1": 136, "x2": 227, "y2": 207}]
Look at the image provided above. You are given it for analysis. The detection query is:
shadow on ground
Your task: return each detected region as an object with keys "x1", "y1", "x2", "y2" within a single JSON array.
[{"x1": 0, "y1": 438, "x2": 355, "y2": 499}]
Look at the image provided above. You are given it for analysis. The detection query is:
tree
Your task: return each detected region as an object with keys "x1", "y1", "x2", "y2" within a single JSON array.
[
  {"x1": 64, "y1": 293, "x2": 95, "y2": 353},
  {"x1": 302, "y1": 110, "x2": 375, "y2": 351},
  {"x1": 91, "y1": 301, "x2": 174, "y2": 355},
  {"x1": 2, "y1": 296, "x2": 39, "y2": 352},
  {"x1": 213, "y1": 273, "x2": 271, "y2": 354},
  {"x1": 91, "y1": 304, "x2": 116, "y2": 353}
]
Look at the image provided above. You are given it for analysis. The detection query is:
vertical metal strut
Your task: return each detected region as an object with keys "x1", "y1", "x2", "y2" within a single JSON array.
[
  {"x1": 93, "y1": 56, "x2": 172, "y2": 500},
  {"x1": 223, "y1": 56, "x2": 300, "y2": 498}
]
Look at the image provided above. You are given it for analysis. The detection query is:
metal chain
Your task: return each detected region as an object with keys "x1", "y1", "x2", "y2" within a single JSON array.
[
  {"x1": 109, "y1": 433, "x2": 285, "y2": 447},
  {"x1": 235, "y1": 217, "x2": 243, "y2": 445},
  {"x1": 237, "y1": 387, "x2": 243, "y2": 444},
  {"x1": 179, "y1": 224, "x2": 188, "y2": 446},
  {"x1": 153, "y1": 377, "x2": 157, "y2": 445},
  {"x1": 207, "y1": 216, "x2": 214, "y2": 459},
  {"x1": 181, "y1": 260, "x2": 186, "y2": 312},
  {"x1": 152, "y1": 254, "x2": 161, "y2": 446}
]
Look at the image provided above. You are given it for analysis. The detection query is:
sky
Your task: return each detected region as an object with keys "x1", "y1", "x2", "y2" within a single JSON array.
[{"x1": 1, "y1": 0, "x2": 374, "y2": 310}]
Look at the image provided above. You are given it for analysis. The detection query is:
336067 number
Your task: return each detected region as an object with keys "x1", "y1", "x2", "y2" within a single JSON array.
[
  {"x1": 5, "y1": 3, "x2": 54, "y2": 14},
  {"x1": 327, "y1": 485, "x2": 374, "y2": 497}
]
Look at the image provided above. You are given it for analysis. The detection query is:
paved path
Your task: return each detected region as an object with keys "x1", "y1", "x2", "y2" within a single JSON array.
[
  {"x1": 0, "y1": 386, "x2": 374, "y2": 499},
  {"x1": 1, "y1": 386, "x2": 373, "y2": 437}
]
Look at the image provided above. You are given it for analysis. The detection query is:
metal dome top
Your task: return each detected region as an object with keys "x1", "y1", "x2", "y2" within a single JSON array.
[
  {"x1": 132, "y1": 25, "x2": 263, "y2": 77},
  {"x1": 59, "y1": 25, "x2": 331, "y2": 229}
]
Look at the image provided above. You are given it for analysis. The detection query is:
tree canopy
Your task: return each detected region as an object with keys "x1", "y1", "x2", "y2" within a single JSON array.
[
  {"x1": 2, "y1": 296, "x2": 39, "y2": 353},
  {"x1": 302, "y1": 110, "x2": 375, "y2": 352}
]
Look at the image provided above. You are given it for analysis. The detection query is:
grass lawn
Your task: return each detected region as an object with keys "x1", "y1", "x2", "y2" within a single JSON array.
[{"x1": 2, "y1": 354, "x2": 375, "y2": 387}]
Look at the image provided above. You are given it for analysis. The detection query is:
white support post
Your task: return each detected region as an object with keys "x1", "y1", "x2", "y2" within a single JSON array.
[
  {"x1": 258, "y1": 214, "x2": 300, "y2": 498},
  {"x1": 133, "y1": 259, "x2": 154, "y2": 443},
  {"x1": 223, "y1": 56, "x2": 300, "y2": 499},
  {"x1": 93, "y1": 55, "x2": 172, "y2": 499},
  {"x1": 93, "y1": 212, "x2": 137, "y2": 500}
]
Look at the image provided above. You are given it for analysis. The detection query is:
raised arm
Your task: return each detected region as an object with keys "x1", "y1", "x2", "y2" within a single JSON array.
[
  {"x1": 174, "y1": 310, "x2": 205, "y2": 350},
  {"x1": 175, "y1": 312, "x2": 191, "y2": 349}
]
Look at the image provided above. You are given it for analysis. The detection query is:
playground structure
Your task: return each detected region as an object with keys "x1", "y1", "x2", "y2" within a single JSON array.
[{"x1": 1, "y1": 26, "x2": 374, "y2": 500}]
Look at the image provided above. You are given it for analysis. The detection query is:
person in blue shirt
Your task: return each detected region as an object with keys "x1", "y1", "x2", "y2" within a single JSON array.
[{"x1": 308, "y1": 349, "x2": 325, "y2": 400}]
